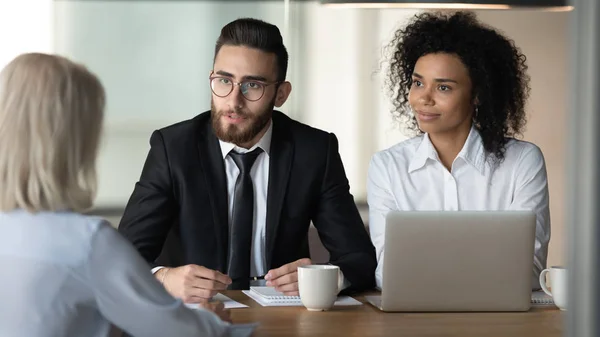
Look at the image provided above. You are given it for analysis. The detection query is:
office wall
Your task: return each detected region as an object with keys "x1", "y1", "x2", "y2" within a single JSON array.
[
  {"x1": 477, "y1": 10, "x2": 569, "y2": 268},
  {"x1": 0, "y1": 1, "x2": 53, "y2": 67}
]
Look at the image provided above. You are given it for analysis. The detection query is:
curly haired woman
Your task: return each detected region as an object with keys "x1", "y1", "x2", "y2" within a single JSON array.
[{"x1": 368, "y1": 11, "x2": 550, "y2": 290}]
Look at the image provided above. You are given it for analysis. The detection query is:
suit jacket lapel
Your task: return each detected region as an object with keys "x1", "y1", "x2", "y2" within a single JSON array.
[
  {"x1": 265, "y1": 112, "x2": 294, "y2": 269},
  {"x1": 197, "y1": 121, "x2": 229, "y2": 272}
]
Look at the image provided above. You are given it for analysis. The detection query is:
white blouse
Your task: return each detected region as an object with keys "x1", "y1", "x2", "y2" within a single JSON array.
[
  {"x1": 367, "y1": 127, "x2": 551, "y2": 290},
  {"x1": 0, "y1": 210, "x2": 254, "y2": 337}
]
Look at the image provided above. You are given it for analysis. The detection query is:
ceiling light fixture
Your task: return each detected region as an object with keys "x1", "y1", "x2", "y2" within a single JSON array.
[{"x1": 319, "y1": 0, "x2": 573, "y2": 11}]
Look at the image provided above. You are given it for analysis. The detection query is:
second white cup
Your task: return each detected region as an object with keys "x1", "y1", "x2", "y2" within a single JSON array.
[
  {"x1": 539, "y1": 266, "x2": 567, "y2": 311},
  {"x1": 297, "y1": 265, "x2": 339, "y2": 311}
]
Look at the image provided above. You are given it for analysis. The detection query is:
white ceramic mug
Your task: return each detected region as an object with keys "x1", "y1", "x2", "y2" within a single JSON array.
[
  {"x1": 297, "y1": 265, "x2": 339, "y2": 311},
  {"x1": 539, "y1": 266, "x2": 567, "y2": 310}
]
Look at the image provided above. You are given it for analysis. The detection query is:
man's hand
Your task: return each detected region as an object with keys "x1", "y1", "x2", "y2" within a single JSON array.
[
  {"x1": 198, "y1": 301, "x2": 231, "y2": 323},
  {"x1": 156, "y1": 264, "x2": 232, "y2": 303},
  {"x1": 264, "y1": 258, "x2": 312, "y2": 296}
]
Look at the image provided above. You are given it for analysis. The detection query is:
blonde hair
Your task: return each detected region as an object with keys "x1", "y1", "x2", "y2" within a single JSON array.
[{"x1": 0, "y1": 53, "x2": 105, "y2": 212}]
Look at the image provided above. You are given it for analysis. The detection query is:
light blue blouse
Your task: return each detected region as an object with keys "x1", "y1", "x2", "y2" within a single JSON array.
[{"x1": 0, "y1": 210, "x2": 254, "y2": 337}]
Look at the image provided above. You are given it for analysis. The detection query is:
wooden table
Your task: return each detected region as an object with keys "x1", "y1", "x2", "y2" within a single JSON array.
[{"x1": 224, "y1": 291, "x2": 563, "y2": 337}]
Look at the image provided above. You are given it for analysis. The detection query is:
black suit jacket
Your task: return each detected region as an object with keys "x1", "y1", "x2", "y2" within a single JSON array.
[{"x1": 118, "y1": 110, "x2": 376, "y2": 292}]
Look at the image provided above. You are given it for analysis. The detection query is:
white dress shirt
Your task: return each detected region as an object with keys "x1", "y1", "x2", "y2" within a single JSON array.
[
  {"x1": 219, "y1": 122, "x2": 273, "y2": 278},
  {"x1": 0, "y1": 210, "x2": 254, "y2": 337},
  {"x1": 367, "y1": 126, "x2": 551, "y2": 290}
]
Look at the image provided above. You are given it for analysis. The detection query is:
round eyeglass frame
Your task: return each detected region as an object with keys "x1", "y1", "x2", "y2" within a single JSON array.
[{"x1": 209, "y1": 73, "x2": 282, "y2": 102}]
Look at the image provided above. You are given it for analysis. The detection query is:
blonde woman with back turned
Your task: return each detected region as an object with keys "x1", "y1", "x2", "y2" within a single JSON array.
[{"x1": 0, "y1": 53, "x2": 255, "y2": 337}]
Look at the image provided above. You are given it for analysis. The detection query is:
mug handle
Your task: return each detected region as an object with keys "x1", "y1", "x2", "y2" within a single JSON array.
[{"x1": 539, "y1": 269, "x2": 553, "y2": 297}]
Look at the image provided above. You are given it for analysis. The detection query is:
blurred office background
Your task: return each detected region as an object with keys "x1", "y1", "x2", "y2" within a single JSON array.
[{"x1": 1, "y1": 0, "x2": 568, "y2": 269}]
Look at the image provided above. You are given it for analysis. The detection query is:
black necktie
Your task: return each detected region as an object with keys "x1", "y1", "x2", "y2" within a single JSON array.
[{"x1": 227, "y1": 147, "x2": 263, "y2": 290}]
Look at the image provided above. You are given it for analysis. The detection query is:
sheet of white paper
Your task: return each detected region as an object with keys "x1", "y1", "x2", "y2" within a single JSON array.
[
  {"x1": 242, "y1": 290, "x2": 362, "y2": 307},
  {"x1": 184, "y1": 293, "x2": 248, "y2": 309},
  {"x1": 334, "y1": 296, "x2": 363, "y2": 306}
]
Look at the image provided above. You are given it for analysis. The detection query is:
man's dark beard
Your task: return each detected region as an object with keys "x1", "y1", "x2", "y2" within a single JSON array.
[{"x1": 211, "y1": 98, "x2": 274, "y2": 146}]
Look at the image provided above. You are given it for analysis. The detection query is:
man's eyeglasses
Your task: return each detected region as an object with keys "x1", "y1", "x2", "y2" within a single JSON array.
[{"x1": 209, "y1": 73, "x2": 281, "y2": 102}]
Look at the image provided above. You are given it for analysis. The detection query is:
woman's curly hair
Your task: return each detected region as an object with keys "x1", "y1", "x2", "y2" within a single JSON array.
[{"x1": 384, "y1": 11, "x2": 530, "y2": 161}]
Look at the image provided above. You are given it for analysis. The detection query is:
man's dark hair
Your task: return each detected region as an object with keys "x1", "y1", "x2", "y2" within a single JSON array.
[
  {"x1": 384, "y1": 11, "x2": 531, "y2": 162},
  {"x1": 215, "y1": 18, "x2": 289, "y2": 82}
]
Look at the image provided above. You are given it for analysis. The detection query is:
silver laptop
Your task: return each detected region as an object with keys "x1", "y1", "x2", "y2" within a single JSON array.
[{"x1": 366, "y1": 211, "x2": 535, "y2": 312}]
